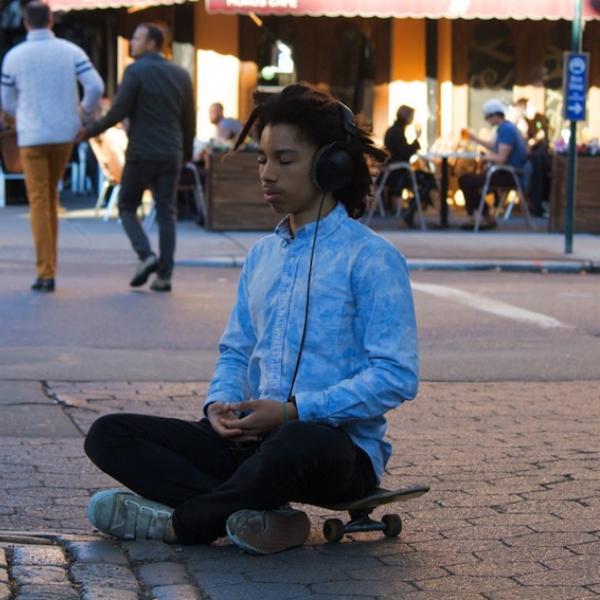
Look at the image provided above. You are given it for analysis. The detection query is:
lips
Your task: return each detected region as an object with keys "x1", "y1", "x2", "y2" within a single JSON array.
[{"x1": 263, "y1": 189, "x2": 283, "y2": 203}]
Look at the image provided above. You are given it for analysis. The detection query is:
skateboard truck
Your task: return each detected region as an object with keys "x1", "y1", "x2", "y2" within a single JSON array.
[{"x1": 320, "y1": 484, "x2": 429, "y2": 543}]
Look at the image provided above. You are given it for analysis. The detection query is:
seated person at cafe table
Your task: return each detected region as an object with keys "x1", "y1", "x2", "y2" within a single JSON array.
[
  {"x1": 459, "y1": 98, "x2": 527, "y2": 231},
  {"x1": 382, "y1": 105, "x2": 436, "y2": 228}
]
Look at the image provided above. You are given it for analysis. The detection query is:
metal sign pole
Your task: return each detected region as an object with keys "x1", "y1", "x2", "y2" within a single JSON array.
[{"x1": 564, "y1": 0, "x2": 583, "y2": 254}]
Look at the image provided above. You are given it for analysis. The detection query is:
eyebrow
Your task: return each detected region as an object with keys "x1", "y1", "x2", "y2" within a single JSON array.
[{"x1": 258, "y1": 148, "x2": 300, "y2": 155}]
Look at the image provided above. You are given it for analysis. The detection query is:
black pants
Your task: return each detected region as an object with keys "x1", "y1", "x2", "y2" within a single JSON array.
[
  {"x1": 84, "y1": 414, "x2": 377, "y2": 545},
  {"x1": 459, "y1": 171, "x2": 517, "y2": 216},
  {"x1": 118, "y1": 160, "x2": 180, "y2": 279}
]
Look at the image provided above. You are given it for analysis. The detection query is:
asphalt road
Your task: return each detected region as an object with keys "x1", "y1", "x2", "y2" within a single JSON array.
[{"x1": 1, "y1": 260, "x2": 598, "y2": 382}]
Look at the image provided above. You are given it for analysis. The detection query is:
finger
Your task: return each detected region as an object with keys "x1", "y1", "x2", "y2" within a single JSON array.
[
  {"x1": 234, "y1": 401, "x2": 257, "y2": 412},
  {"x1": 213, "y1": 421, "x2": 244, "y2": 437}
]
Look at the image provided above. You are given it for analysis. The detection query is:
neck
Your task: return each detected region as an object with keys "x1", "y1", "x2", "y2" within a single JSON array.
[{"x1": 289, "y1": 195, "x2": 336, "y2": 235}]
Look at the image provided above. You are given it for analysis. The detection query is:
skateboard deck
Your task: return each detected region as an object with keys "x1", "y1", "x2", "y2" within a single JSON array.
[{"x1": 314, "y1": 484, "x2": 430, "y2": 542}]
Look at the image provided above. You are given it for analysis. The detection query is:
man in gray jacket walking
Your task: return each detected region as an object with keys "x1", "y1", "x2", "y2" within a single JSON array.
[
  {"x1": 82, "y1": 23, "x2": 195, "y2": 292},
  {"x1": 1, "y1": 1, "x2": 104, "y2": 292}
]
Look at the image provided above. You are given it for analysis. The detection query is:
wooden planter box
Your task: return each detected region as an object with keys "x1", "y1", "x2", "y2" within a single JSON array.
[
  {"x1": 205, "y1": 151, "x2": 280, "y2": 231},
  {"x1": 550, "y1": 154, "x2": 600, "y2": 233}
]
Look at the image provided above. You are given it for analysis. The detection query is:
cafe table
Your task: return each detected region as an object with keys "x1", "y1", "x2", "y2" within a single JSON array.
[{"x1": 418, "y1": 150, "x2": 479, "y2": 228}]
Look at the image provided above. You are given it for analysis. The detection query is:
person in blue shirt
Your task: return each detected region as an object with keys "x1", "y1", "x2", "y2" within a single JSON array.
[
  {"x1": 83, "y1": 83, "x2": 420, "y2": 555},
  {"x1": 459, "y1": 98, "x2": 528, "y2": 230}
]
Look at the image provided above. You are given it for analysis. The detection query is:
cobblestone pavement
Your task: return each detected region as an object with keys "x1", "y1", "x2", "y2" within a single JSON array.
[{"x1": 0, "y1": 380, "x2": 599, "y2": 599}]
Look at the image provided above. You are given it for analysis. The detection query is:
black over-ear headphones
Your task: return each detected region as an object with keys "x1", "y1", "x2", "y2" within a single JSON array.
[{"x1": 310, "y1": 102, "x2": 357, "y2": 192}]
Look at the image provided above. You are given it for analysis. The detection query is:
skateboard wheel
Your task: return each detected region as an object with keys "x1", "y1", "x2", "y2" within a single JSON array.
[
  {"x1": 382, "y1": 514, "x2": 402, "y2": 537},
  {"x1": 323, "y1": 518, "x2": 345, "y2": 542}
]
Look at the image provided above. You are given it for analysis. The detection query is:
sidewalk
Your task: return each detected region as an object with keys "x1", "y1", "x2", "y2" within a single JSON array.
[
  {"x1": 0, "y1": 199, "x2": 599, "y2": 273},
  {"x1": 0, "y1": 380, "x2": 599, "y2": 599}
]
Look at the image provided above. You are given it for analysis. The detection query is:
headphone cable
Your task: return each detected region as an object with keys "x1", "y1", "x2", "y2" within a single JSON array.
[{"x1": 287, "y1": 191, "x2": 327, "y2": 401}]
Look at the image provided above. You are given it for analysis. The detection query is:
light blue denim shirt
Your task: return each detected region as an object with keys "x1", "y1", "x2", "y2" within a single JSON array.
[{"x1": 205, "y1": 202, "x2": 419, "y2": 481}]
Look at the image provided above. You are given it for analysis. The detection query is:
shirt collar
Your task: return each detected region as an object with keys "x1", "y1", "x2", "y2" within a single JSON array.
[
  {"x1": 274, "y1": 202, "x2": 348, "y2": 244},
  {"x1": 26, "y1": 29, "x2": 55, "y2": 41},
  {"x1": 138, "y1": 52, "x2": 165, "y2": 62}
]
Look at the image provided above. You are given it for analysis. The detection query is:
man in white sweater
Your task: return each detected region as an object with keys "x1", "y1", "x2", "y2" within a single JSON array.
[{"x1": 1, "y1": 1, "x2": 103, "y2": 292}]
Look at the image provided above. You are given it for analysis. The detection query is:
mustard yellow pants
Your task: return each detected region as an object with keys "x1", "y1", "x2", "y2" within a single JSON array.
[{"x1": 20, "y1": 143, "x2": 72, "y2": 279}]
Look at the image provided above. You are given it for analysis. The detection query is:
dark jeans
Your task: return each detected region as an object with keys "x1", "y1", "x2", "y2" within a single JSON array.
[
  {"x1": 459, "y1": 171, "x2": 518, "y2": 216},
  {"x1": 84, "y1": 414, "x2": 377, "y2": 545},
  {"x1": 119, "y1": 160, "x2": 181, "y2": 279}
]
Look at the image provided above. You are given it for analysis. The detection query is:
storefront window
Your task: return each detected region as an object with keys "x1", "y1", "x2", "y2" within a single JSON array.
[
  {"x1": 468, "y1": 21, "x2": 515, "y2": 131},
  {"x1": 330, "y1": 23, "x2": 375, "y2": 130},
  {"x1": 544, "y1": 21, "x2": 570, "y2": 141}
]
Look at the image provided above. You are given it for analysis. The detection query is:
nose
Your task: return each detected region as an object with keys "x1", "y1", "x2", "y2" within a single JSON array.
[{"x1": 260, "y1": 158, "x2": 277, "y2": 183}]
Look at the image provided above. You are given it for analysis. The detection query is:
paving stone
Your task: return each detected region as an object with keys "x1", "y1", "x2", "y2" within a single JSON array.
[
  {"x1": 507, "y1": 531, "x2": 599, "y2": 547},
  {"x1": 447, "y1": 560, "x2": 548, "y2": 578},
  {"x1": 137, "y1": 561, "x2": 189, "y2": 587},
  {"x1": 486, "y1": 586, "x2": 598, "y2": 599},
  {"x1": 11, "y1": 565, "x2": 70, "y2": 586},
  {"x1": 201, "y1": 582, "x2": 312, "y2": 600},
  {"x1": 416, "y1": 574, "x2": 517, "y2": 594},
  {"x1": 14, "y1": 584, "x2": 79, "y2": 600},
  {"x1": 70, "y1": 562, "x2": 140, "y2": 591},
  {"x1": 79, "y1": 585, "x2": 139, "y2": 600},
  {"x1": 0, "y1": 583, "x2": 9, "y2": 600},
  {"x1": 152, "y1": 584, "x2": 202, "y2": 600},
  {"x1": 11, "y1": 544, "x2": 67, "y2": 566},
  {"x1": 65, "y1": 539, "x2": 129, "y2": 565},
  {"x1": 0, "y1": 550, "x2": 5, "y2": 568},
  {"x1": 0, "y1": 569, "x2": 6, "y2": 584},
  {"x1": 571, "y1": 541, "x2": 600, "y2": 555},
  {"x1": 311, "y1": 580, "x2": 416, "y2": 597},
  {"x1": 123, "y1": 540, "x2": 182, "y2": 562}
]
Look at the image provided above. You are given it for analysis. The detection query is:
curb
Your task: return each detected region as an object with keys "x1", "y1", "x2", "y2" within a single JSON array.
[{"x1": 175, "y1": 256, "x2": 598, "y2": 274}]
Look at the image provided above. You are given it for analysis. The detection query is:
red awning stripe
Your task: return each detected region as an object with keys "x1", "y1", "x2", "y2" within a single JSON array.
[
  {"x1": 48, "y1": 0, "x2": 188, "y2": 11},
  {"x1": 206, "y1": 0, "x2": 600, "y2": 20}
]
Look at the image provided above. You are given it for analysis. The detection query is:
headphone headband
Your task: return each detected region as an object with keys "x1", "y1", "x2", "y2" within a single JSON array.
[
  {"x1": 338, "y1": 102, "x2": 357, "y2": 141},
  {"x1": 309, "y1": 100, "x2": 357, "y2": 192}
]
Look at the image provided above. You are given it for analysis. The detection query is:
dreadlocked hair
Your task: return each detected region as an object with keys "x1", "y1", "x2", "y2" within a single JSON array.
[{"x1": 234, "y1": 82, "x2": 387, "y2": 219}]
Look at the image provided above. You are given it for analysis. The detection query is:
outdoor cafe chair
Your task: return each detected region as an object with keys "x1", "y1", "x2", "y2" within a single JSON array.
[
  {"x1": 474, "y1": 164, "x2": 536, "y2": 232},
  {"x1": 88, "y1": 131, "x2": 125, "y2": 221},
  {"x1": 365, "y1": 161, "x2": 427, "y2": 230}
]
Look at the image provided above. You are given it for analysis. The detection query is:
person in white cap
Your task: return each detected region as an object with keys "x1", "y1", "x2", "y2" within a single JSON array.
[{"x1": 459, "y1": 98, "x2": 528, "y2": 230}]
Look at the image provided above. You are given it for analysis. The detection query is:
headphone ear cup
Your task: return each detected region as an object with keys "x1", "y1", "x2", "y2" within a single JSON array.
[{"x1": 311, "y1": 142, "x2": 354, "y2": 192}]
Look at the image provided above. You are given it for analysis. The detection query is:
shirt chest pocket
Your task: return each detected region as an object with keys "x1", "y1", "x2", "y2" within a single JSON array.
[{"x1": 310, "y1": 276, "x2": 357, "y2": 341}]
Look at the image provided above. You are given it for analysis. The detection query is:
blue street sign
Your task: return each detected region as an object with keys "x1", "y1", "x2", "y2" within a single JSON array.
[{"x1": 562, "y1": 52, "x2": 589, "y2": 121}]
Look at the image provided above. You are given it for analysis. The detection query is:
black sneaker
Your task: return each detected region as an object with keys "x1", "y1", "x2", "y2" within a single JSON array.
[
  {"x1": 31, "y1": 278, "x2": 55, "y2": 292},
  {"x1": 130, "y1": 255, "x2": 158, "y2": 287},
  {"x1": 150, "y1": 277, "x2": 171, "y2": 292}
]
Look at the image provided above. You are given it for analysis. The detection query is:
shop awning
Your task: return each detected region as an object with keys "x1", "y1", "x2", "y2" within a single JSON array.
[
  {"x1": 206, "y1": 0, "x2": 600, "y2": 20},
  {"x1": 47, "y1": 0, "x2": 190, "y2": 11}
]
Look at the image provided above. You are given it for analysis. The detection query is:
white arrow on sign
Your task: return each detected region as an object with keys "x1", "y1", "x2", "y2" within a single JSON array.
[{"x1": 568, "y1": 102, "x2": 583, "y2": 114}]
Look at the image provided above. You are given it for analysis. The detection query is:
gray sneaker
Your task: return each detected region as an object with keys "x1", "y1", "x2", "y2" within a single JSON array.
[
  {"x1": 226, "y1": 507, "x2": 310, "y2": 554},
  {"x1": 130, "y1": 255, "x2": 159, "y2": 287},
  {"x1": 87, "y1": 488, "x2": 174, "y2": 541}
]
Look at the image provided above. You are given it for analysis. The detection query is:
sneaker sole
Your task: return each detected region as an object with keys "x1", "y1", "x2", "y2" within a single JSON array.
[{"x1": 226, "y1": 510, "x2": 311, "y2": 555}]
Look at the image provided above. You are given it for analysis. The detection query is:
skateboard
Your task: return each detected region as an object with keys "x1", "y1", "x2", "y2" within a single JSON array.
[{"x1": 316, "y1": 484, "x2": 430, "y2": 542}]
